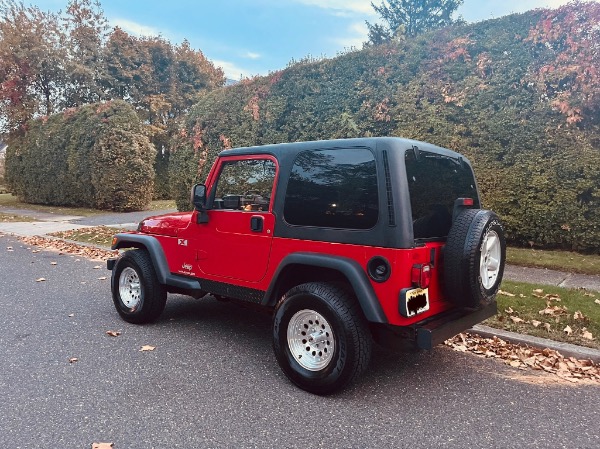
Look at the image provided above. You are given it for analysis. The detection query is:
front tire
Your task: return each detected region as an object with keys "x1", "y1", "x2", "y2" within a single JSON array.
[
  {"x1": 111, "y1": 249, "x2": 167, "y2": 324},
  {"x1": 273, "y1": 282, "x2": 372, "y2": 395}
]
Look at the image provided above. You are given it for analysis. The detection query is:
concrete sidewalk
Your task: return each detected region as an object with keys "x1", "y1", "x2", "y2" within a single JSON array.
[{"x1": 504, "y1": 264, "x2": 600, "y2": 292}]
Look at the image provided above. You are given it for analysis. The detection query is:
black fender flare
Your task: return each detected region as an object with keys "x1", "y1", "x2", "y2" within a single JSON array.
[
  {"x1": 111, "y1": 234, "x2": 201, "y2": 291},
  {"x1": 263, "y1": 252, "x2": 388, "y2": 324}
]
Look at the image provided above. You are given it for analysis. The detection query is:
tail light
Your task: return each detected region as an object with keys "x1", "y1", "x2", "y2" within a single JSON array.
[{"x1": 411, "y1": 264, "x2": 431, "y2": 289}]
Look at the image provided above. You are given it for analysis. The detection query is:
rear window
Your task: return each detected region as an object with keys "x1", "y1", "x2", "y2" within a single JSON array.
[
  {"x1": 405, "y1": 149, "x2": 480, "y2": 239},
  {"x1": 284, "y1": 148, "x2": 379, "y2": 229}
]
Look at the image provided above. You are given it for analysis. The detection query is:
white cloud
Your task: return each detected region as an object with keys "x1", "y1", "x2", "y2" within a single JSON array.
[
  {"x1": 212, "y1": 59, "x2": 256, "y2": 79},
  {"x1": 111, "y1": 18, "x2": 160, "y2": 37},
  {"x1": 459, "y1": 0, "x2": 589, "y2": 22},
  {"x1": 333, "y1": 21, "x2": 369, "y2": 49},
  {"x1": 293, "y1": 0, "x2": 376, "y2": 16},
  {"x1": 244, "y1": 52, "x2": 262, "y2": 60},
  {"x1": 545, "y1": 0, "x2": 577, "y2": 7}
]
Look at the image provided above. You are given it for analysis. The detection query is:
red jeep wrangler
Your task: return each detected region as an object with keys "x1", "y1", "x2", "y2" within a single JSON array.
[{"x1": 108, "y1": 137, "x2": 505, "y2": 394}]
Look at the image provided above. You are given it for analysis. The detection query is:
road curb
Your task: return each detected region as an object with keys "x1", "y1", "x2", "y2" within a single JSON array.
[{"x1": 469, "y1": 324, "x2": 600, "y2": 363}]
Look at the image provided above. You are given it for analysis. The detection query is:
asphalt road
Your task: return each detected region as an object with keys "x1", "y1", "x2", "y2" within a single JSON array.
[{"x1": 1, "y1": 234, "x2": 599, "y2": 449}]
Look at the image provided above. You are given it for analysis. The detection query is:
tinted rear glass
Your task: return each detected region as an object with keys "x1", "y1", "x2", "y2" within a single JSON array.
[
  {"x1": 284, "y1": 148, "x2": 379, "y2": 229},
  {"x1": 405, "y1": 149, "x2": 479, "y2": 239}
]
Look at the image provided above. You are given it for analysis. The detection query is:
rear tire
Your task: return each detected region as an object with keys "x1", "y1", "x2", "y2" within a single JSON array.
[
  {"x1": 273, "y1": 282, "x2": 372, "y2": 395},
  {"x1": 444, "y1": 209, "x2": 506, "y2": 308},
  {"x1": 111, "y1": 249, "x2": 167, "y2": 324}
]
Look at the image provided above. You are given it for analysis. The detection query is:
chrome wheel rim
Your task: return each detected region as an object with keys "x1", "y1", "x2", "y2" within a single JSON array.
[
  {"x1": 119, "y1": 267, "x2": 142, "y2": 309},
  {"x1": 480, "y1": 230, "x2": 501, "y2": 289},
  {"x1": 287, "y1": 310, "x2": 335, "y2": 371}
]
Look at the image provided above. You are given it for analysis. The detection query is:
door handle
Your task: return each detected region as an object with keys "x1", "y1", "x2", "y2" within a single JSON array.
[{"x1": 250, "y1": 215, "x2": 264, "y2": 232}]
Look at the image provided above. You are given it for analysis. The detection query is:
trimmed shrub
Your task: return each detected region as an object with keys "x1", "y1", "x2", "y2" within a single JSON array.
[
  {"x1": 169, "y1": 6, "x2": 600, "y2": 253},
  {"x1": 6, "y1": 100, "x2": 155, "y2": 211}
]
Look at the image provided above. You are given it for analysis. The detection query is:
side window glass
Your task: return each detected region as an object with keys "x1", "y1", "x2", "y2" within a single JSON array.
[
  {"x1": 405, "y1": 149, "x2": 479, "y2": 238},
  {"x1": 284, "y1": 148, "x2": 378, "y2": 229},
  {"x1": 213, "y1": 159, "x2": 276, "y2": 211}
]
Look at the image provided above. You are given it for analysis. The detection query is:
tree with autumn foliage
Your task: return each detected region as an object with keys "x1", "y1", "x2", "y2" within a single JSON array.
[
  {"x1": 62, "y1": 0, "x2": 110, "y2": 107},
  {"x1": 1, "y1": 0, "x2": 224, "y2": 199},
  {"x1": 526, "y1": 1, "x2": 600, "y2": 127},
  {"x1": 0, "y1": 1, "x2": 66, "y2": 130},
  {"x1": 367, "y1": 0, "x2": 464, "y2": 43},
  {"x1": 102, "y1": 31, "x2": 224, "y2": 197}
]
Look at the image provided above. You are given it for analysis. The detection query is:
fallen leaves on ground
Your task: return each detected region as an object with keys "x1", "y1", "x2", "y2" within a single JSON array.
[
  {"x1": 539, "y1": 304, "x2": 569, "y2": 317},
  {"x1": 68, "y1": 357, "x2": 78, "y2": 364},
  {"x1": 106, "y1": 331, "x2": 121, "y2": 337},
  {"x1": 564, "y1": 325, "x2": 573, "y2": 335},
  {"x1": 530, "y1": 289, "x2": 562, "y2": 302},
  {"x1": 97, "y1": 276, "x2": 107, "y2": 280},
  {"x1": 573, "y1": 311, "x2": 586, "y2": 320},
  {"x1": 499, "y1": 290, "x2": 515, "y2": 297},
  {"x1": 582, "y1": 328, "x2": 595, "y2": 340},
  {"x1": 17, "y1": 236, "x2": 117, "y2": 261},
  {"x1": 532, "y1": 288, "x2": 544, "y2": 298},
  {"x1": 35, "y1": 277, "x2": 46, "y2": 282},
  {"x1": 595, "y1": 299, "x2": 600, "y2": 306},
  {"x1": 445, "y1": 333, "x2": 599, "y2": 383},
  {"x1": 140, "y1": 345, "x2": 156, "y2": 352},
  {"x1": 92, "y1": 443, "x2": 114, "y2": 449},
  {"x1": 544, "y1": 293, "x2": 562, "y2": 302},
  {"x1": 50, "y1": 261, "x2": 57, "y2": 265},
  {"x1": 49, "y1": 226, "x2": 123, "y2": 247}
]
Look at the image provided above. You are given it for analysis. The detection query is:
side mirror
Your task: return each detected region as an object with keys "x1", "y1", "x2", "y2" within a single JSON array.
[
  {"x1": 190, "y1": 184, "x2": 207, "y2": 210},
  {"x1": 191, "y1": 184, "x2": 209, "y2": 224}
]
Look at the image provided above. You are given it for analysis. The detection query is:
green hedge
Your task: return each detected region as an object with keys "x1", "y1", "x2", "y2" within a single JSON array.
[
  {"x1": 6, "y1": 100, "x2": 155, "y2": 211},
  {"x1": 170, "y1": 6, "x2": 599, "y2": 252}
]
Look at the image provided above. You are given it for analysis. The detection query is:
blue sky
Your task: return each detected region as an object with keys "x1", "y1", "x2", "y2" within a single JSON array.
[{"x1": 30, "y1": 0, "x2": 587, "y2": 79}]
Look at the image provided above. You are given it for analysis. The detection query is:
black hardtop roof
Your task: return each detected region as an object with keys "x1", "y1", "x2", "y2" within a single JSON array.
[{"x1": 218, "y1": 136, "x2": 467, "y2": 161}]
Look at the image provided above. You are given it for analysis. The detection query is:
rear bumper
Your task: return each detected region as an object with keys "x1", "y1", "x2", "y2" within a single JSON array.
[{"x1": 414, "y1": 301, "x2": 497, "y2": 350}]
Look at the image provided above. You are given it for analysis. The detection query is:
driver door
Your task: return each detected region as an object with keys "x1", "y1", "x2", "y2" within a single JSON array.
[{"x1": 194, "y1": 156, "x2": 277, "y2": 283}]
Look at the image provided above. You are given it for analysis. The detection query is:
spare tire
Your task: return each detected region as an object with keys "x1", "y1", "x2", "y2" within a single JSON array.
[{"x1": 444, "y1": 209, "x2": 506, "y2": 308}]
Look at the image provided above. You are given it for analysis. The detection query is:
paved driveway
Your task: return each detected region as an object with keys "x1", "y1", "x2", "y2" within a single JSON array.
[{"x1": 1, "y1": 234, "x2": 599, "y2": 448}]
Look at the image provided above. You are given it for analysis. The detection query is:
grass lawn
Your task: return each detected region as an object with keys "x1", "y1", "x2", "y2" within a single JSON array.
[
  {"x1": 49, "y1": 226, "x2": 126, "y2": 247},
  {"x1": 147, "y1": 199, "x2": 177, "y2": 210},
  {"x1": 0, "y1": 193, "x2": 102, "y2": 217},
  {"x1": 0, "y1": 193, "x2": 176, "y2": 217},
  {"x1": 0, "y1": 212, "x2": 37, "y2": 222},
  {"x1": 507, "y1": 247, "x2": 600, "y2": 276},
  {"x1": 0, "y1": 212, "x2": 35, "y2": 223},
  {"x1": 485, "y1": 280, "x2": 600, "y2": 350}
]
